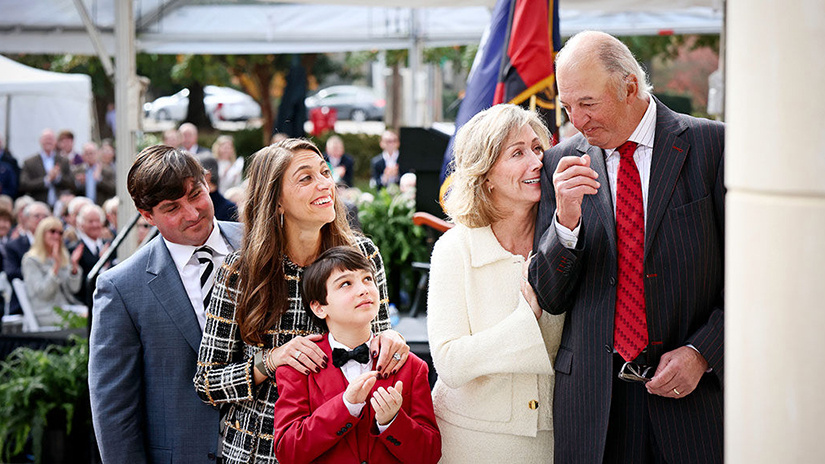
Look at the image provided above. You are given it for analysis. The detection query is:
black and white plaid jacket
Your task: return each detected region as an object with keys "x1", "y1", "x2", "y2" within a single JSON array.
[{"x1": 194, "y1": 236, "x2": 391, "y2": 463}]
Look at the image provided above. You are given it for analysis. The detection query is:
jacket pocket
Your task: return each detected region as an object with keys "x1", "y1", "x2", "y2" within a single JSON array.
[
  {"x1": 669, "y1": 194, "x2": 711, "y2": 219},
  {"x1": 554, "y1": 347, "x2": 572, "y2": 375},
  {"x1": 148, "y1": 446, "x2": 172, "y2": 463},
  {"x1": 436, "y1": 373, "x2": 513, "y2": 422}
]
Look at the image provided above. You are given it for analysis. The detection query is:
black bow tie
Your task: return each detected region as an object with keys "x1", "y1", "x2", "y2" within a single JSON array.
[{"x1": 332, "y1": 344, "x2": 370, "y2": 368}]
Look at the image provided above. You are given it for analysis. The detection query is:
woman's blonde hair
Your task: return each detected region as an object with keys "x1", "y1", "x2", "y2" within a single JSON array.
[
  {"x1": 233, "y1": 138, "x2": 355, "y2": 345},
  {"x1": 211, "y1": 135, "x2": 236, "y2": 162},
  {"x1": 445, "y1": 104, "x2": 551, "y2": 228},
  {"x1": 29, "y1": 216, "x2": 68, "y2": 266}
]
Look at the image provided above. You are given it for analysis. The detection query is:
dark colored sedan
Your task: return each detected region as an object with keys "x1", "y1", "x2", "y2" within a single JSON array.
[{"x1": 305, "y1": 85, "x2": 385, "y2": 122}]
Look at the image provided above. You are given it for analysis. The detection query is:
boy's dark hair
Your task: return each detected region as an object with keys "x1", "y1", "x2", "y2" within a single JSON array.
[
  {"x1": 301, "y1": 246, "x2": 375, "y2": 331},
  {"x1": 127, "y1": 145, "x2": 206, "y2": 212}
]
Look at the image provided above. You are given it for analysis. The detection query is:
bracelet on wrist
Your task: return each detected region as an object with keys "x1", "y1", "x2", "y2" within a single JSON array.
[
  {"x1": 263, "y1": 348, "x2": 277, "y2": 378},
  {"x1": 253, "y1": 350, "x2": 268, "y2": 378}
]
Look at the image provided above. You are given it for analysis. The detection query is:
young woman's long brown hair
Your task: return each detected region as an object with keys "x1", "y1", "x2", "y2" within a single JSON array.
[{"x1": 233, "y1": 139, "x2": 355, "y2": 345}]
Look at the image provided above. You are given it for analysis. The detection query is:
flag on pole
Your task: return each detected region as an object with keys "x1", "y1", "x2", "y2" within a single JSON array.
[{"x1": 440, "y1": 0, "x2": 561, "y2": 202}]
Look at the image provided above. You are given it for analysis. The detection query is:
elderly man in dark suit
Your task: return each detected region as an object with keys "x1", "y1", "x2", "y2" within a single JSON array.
[
  {"x1": 19, "y1": 129, "x2": 74, "y2": 206},
  {"x1": 89, "y1": 145, "x2": 242, "y2": 463},
  {"x1": 528, "y1": 31, "x2": 724, "y2": 464}
]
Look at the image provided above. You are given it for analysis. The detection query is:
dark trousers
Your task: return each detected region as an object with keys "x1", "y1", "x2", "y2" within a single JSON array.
[{"x1": 603, "y1": 354, "x2": 667, "y2": 464}]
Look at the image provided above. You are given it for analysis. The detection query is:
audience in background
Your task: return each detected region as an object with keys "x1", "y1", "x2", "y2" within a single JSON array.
[
  {"x1": 61, "y1": 196, "x2": 93, "y2": 244},
  {"x1": 212, "y1": 135, "x2": 244, "y2": 194},
  {"x1": 324, "y1": 135, "x2": 355, "y2": 188},
  {"x1": 102, "y1": 196, "x2": 119, "y2": 239},
  {"x1": 10, "y1": 196, "x2": 34, "y2": 239},
  {"x1": 163, "y1": 128, "x2": 182, "y2": 148},
  {"x1": 198, "y1": 155, "x2": 238, "y2": 221},
  {"x1": 0, "y1": 134, "x2": 20, "y2": 198},
  {"x1": 19, "y1": 129, "x2": 74, "y2": 207},
  {"x1": 70, "y1": 203, "x2": 111, "y2": 309},
  {"x1": 57, "y1": 130, "x2": 82, "y2": 165},
  {"x1": 99, "y1": 139, "x2": 116, "y2": 170},
  {"x1": 179, "y1": 123, "x2": 211, "y2": 156},
  {"x1": 371, "y1": 130, "x2": 402, "y2": 190},
  {"x1": 73, "y1": 141, "x2": 116, "y2": 205},
  {"x1": 22, "y1": 216, "x2": 84, "y2": 327}
]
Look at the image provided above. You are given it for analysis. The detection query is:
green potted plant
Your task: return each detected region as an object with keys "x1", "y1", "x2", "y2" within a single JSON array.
[
  {"x1": 357, "y1": 188, "x2": 428, "y2": 310},
  {"x1": 0, "y1": 310, "x2": 89, "y2": 463}
]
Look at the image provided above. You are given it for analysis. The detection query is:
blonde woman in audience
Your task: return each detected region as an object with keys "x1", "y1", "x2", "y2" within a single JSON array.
[
  {"x1": 22, "y1": 216, "x2": 85, "y2": 326},
  {"x1": 212, "y1": 135, "x2": 244, "y2": 194}
]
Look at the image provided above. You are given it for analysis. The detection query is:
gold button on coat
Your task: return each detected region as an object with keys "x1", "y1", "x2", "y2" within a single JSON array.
[{"x1": 528, "y1": 400, "x2": 539, "y2": 410}]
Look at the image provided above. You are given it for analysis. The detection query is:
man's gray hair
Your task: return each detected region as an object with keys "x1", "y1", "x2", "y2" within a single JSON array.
[
  {"x1": 556, "y1": 31, "x2": 652, "y2": 100},
  {"x1": 77, "y1": 203, "x2": 105, "y2": 228}
]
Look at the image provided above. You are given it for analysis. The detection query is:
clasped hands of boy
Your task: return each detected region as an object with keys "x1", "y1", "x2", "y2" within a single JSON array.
[{"x1": 345, "y1": 371, "x2": 404, "y2": 426}]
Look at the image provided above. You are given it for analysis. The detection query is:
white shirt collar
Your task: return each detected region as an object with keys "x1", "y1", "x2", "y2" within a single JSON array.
[
  {"x1": 328, "y1": 332, "x2": 373, "y2": 351},
  {"x1": 605, "y1": 96, "x2": 657, "y2": 157},
  {"x1": 382, "y1": 151, "x2": 399, "y2": 166},
  {"x1": 77, "y1": 230, "x2": 103, "y2": 253},
  {"x1": 163, "y1": 219, "x2": 230, "y2": 271}
]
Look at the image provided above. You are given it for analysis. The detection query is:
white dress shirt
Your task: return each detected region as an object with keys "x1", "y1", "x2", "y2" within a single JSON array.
[
  {"x1": 164, "y1": 219, "x2": 232, "y2": 330},
  {"x1": 77, "y1": 231, "x2": 104, "y2": 256},
  {"x1": 330, "y1": 332, "x2": 394, "y2": 432},
  {"x1": 555, "y1": 97, "x2": 657, "y2": 248}
]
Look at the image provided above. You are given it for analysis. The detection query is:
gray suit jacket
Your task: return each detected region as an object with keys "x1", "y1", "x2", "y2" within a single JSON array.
[
  {"x1": 529, "y1": 99, "x2": 725, "y2": 464},
  {"x1": 89, "y1": 221, "x2": 243, "y2": 463}
]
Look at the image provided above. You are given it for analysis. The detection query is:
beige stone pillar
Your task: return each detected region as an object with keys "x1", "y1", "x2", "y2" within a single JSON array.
[{"x1": 726, "y1": 0, "x2": 825, "y2": 462}]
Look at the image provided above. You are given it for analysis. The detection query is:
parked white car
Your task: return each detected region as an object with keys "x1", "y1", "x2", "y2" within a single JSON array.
[
  {"x1": 143, "y1": 85, "x2": 261, "y2": 123},
  {"x1": 305, "y1": 85, "x2": 385, "y2": 122}
]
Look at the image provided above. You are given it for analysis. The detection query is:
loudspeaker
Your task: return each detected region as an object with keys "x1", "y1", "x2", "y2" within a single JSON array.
[{"x1": 399, "y1": 127, "x2": 450, "y2": 219}]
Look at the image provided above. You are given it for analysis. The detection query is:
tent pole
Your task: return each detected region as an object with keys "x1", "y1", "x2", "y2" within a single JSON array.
[
  {"x1": 71, "y1": 0, "x2": 115, "y2": 79},
  {"x1": 114, "y1": 0, "x2": 139, "y2": 259}
]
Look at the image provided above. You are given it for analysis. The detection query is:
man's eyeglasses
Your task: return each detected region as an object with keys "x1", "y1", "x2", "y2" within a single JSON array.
[{"x1": 617, "y1": 361, "x2": 653, "y2": 383}]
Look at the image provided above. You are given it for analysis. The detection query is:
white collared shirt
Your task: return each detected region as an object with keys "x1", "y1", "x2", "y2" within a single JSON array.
[
  {"x1": 330, "y1": 333, "x2": 394, "y2": 433},
  {"x1": 555, "y1": 97, "x2": 657, "y2": 248},
  {"x1": 77, "y1": 231, "x2": 104, "y2": 256},
  {"x1": 382, "y1": 151, "x2": 399, "y2": 168},
  {"x1": 163, "y1": 219, "x2": 232, "y2": 330}
]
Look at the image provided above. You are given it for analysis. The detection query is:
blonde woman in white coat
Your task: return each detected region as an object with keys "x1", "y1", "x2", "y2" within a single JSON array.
[{"x1": 427, "y1": 104, "x2": 564, "y2": 462}]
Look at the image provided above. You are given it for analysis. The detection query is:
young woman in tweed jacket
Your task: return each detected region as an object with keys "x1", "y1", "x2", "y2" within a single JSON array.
[{"x1": 194, "y1": 139, "x2": 409, "y2": 463}]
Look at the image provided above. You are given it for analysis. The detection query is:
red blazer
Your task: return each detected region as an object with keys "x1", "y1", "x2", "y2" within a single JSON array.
[{"x1": 273, "y1": 337, "x2": 441, "y2": 464}]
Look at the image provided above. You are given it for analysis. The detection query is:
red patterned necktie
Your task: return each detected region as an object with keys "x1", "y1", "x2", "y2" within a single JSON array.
[{"x1": 614, "y1": 141, "x2": 648, "y2": 362}]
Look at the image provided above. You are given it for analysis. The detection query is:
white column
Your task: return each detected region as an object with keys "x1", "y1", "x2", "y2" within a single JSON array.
[
  {"x1": 726, "y1": 1, "x2": 825, "y2": 462},
  {"x1": 114, "y1": 0, "x2": 139, "y2": 257}
]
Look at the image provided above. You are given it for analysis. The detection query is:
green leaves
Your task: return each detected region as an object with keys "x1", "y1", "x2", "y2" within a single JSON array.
[
  {"x1": 358, "y1": 188, "x2": 428, "y2": 307},
  {"x1": 0, "y1": 335, "x2": 88, "y2": 462}
]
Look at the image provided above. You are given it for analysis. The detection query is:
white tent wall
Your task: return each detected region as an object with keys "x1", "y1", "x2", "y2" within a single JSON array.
[
  {"x1": 0, "y1": 55, "x2": 92, "y2": 164},
  {"x1": 0, "y1": 0, "x2": 723, "y2": 56}
]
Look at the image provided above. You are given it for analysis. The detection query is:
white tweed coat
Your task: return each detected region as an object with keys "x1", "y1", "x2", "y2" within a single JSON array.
[{"x1": 427, "y1": 224, "x2": 564, "y2": 439}]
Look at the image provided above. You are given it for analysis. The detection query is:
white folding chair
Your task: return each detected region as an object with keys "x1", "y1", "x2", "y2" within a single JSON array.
[{"x1": 12, "y1": 278, "x2": 59, "y2": 332}]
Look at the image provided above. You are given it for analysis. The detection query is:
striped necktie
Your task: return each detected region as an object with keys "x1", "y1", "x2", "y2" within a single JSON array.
[
  {"x1": 195, "y1": 246, "x2": 216, "y2": 310},
  {"x1": 614, "y1": 141, "x2": 648, "y2": 362}
]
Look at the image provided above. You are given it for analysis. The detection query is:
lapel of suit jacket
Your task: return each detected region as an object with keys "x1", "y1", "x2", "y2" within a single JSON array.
[
  {"x1": 311, "y1": 338, "x2": 361, "y2": 460},
  {"x1": 578, "y1": 137, "x2": 617, "y2": 258},
  {"x1": 217, "y1": 221, "x2": 243, "y2": 250},
  {"x1": 644, "y1": 99, "x2": 689, "y2": 261},
  {"x1": 145, "y1": 238, "x2": 203, "y2": 353}
]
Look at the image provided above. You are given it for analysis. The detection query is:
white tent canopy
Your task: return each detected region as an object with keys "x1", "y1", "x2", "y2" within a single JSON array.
[
  {"x1": 0, "y1": 55, "x2": 92, "y2": 162},
  {"x1": 0, "y1": 0, "x2": 723, "y2": 56}
]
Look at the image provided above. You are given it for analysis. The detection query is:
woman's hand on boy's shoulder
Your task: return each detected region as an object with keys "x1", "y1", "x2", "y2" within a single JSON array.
[
  {"x1": 371, "y1": 330, "x2": 410, "y2": 379},
  {"x1": 269, "y1": 334, "x2": 327, "y2": 375}
]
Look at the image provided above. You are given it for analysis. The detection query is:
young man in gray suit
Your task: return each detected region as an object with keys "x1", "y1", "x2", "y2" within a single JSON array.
[
  {"x1": 89, "y1": 145, "x2": 242, "y2": 463},
  {"x1": 528, "y1": 31, "x2": 724, "y2": 463}
]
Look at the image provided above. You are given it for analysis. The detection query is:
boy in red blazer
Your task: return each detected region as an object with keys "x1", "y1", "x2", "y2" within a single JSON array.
[{"x1": 273, "y1": 246, "x2": 441, "y2": 464}]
